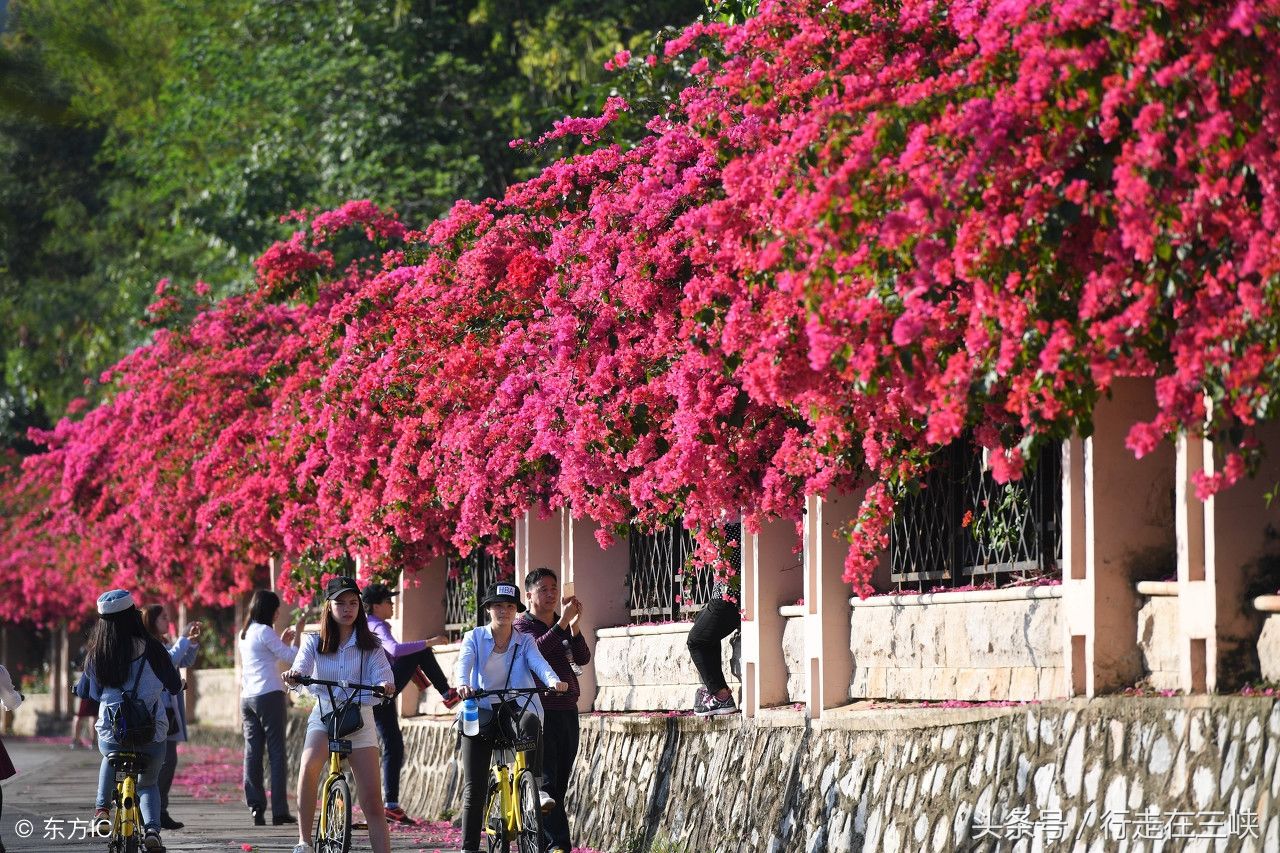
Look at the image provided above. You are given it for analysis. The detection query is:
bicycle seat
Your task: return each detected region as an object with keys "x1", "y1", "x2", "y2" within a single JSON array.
[{"x1": 107, "y1": 752, "x2": 146, "y2": 772}]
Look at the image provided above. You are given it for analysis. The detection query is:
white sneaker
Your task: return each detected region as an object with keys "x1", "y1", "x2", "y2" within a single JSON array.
[
  {"x1": 292, "y1": 844, "x2": 314, "y2": 853},
  {"x1": 539, "y1": 791, "x2": 556, "y2": 813}
]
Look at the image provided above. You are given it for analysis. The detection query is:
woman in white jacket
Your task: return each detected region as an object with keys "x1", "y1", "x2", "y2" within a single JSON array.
[{"x1": 455, "y1": 582, "x2": 567, "y2": 853}]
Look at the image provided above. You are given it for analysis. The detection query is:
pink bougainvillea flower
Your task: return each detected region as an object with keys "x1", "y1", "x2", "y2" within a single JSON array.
[{"x1": 3, "y1": 0, "x2": 1280, "y2": 604}]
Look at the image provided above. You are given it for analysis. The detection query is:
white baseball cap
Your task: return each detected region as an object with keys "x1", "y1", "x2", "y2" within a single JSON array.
[{"x1": 96, "y1": 589, "x2": 136, "y2": 616}]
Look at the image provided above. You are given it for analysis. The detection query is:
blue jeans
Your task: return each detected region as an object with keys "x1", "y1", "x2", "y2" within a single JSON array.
[
  {"x1": 96, "y1": 736, "x2": 166, "y2": 830},
  {"x1": 372, "y1": 699, "x2": 404, "y2": 805}
]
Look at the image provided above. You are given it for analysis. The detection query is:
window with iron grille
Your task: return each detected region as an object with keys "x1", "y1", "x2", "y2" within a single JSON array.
[
  {"x1": 626, "y1": 521, "x2": 742, "y2": 623},
  {"x1": 443, "y1": 546, "x2": 515, "y2": 640},
  {"x1": 890, "y1": 438, "x2": 1062, "y2": 591}
]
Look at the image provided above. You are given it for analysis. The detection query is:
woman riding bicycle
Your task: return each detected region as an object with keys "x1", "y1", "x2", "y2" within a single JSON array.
[
  {"x1": 283, "y1": 576, "x2": 394, "y2": 853},
  {"x1": 83, "y1": 589, "x2": 182, "y2": 852},
  {"x1": 456, "y1": 582, "x2": 567, "y2": 853}
]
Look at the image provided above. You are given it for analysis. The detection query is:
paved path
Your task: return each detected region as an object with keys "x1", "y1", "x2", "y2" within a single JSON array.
[{"x1": 0, "y1": 739, "x2": 464, "y2": 853}]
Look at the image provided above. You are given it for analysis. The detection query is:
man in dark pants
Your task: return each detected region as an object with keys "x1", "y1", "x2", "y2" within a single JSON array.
[
  {"x1": 516, "y1": 567, "x2": 591, "y2": 853},
  {"x1": 364, "y1": 582, "x2": 460, "y2": 825},
  {"x1": 687, "y1": 593, "x2": 740, "y2": 715}
]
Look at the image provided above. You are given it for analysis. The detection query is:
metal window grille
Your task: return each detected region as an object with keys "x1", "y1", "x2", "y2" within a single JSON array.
[
  {"x1": 443, "y1": 546, "x2": 515, "y2": 640},
  {"x1": 889, "y1": 438, "x2": 1062, "y2": 591},
  {"x1": 626, "y1": 521, "x2": 742, "y2": 623}
]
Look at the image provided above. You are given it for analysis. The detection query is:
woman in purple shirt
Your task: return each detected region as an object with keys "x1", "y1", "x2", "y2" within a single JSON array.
[{"x1": 362, "y1": 582, "x2": 458, "y2": 825}]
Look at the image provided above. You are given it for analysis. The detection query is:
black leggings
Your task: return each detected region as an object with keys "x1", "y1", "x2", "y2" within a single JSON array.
[
  {"x1": 391, "y1": 648, "x2": 450, "y2": 696},
  {"x1": 158, "y1": 740, "x2": 178, "y2": 813},
  {"x1": 687, "y1": 599, "x2": 740, "y2": 694},
  {"x1": 459, "y1": 711, "x2": 543, "y2": 851}
]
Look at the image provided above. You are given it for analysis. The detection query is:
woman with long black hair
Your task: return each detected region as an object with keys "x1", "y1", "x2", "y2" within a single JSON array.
[
  {"x1": 237, "y1": 589, "x2": 301, "y2": 826},
  {"x1": 83, "y1": 589, "x2": 181, "y2": 852}
]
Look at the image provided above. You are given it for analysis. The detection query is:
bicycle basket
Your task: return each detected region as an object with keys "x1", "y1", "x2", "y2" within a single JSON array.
[{"x1": 477, "y1": 702, "x2": 526, "y2": 749}]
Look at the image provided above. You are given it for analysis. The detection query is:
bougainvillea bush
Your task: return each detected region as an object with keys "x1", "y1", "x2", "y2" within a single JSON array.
[{"x1": 2, "y1": 0, "x2": 1279, "y2": 608}]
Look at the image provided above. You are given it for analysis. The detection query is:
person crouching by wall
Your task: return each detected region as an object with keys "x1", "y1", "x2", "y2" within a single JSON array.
[{"x1": 686, "y1": 580, "x2": 740, "y2": 716}]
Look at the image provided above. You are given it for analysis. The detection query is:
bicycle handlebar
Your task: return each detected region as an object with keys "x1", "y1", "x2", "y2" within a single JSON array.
[
  {"x1": 294, "y1": 675, "x2": 387, "y2": 696},
  {"x1": 468, "y1": 686, "x2": 553, "y2": 699}
]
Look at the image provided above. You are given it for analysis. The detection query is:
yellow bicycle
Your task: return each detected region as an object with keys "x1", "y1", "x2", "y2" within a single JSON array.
[
  {"x1": 295, "y1": 675, "x2": 387, "y2": 853},
  {"x1": 102, "y1": 751, "x2": 145, "y2": 853},
  {"x1": 472, "y1": 687, "x2": 548, "y2": 853}
]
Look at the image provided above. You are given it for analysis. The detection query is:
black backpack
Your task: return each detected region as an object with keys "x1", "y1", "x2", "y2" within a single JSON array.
[{"x1": 106, "y1": 657, "x2": 157, "y2": 748}]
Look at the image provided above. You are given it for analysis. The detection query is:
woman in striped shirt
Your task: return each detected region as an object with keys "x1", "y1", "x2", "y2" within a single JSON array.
[{"x1": 283, "y1": 577, "x2": 394, "y2": 853}]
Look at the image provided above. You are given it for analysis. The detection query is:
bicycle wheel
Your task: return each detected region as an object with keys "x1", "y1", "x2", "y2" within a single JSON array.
[
  {"x1": 484, "y1": 779, "x2": 508, "y2": 853},
  {"x1": 319, "y1": 776, "x2": 352, "y2": 853},
  {"x1": 515, "y1": 770, "x2": 542, "y2": 853}
]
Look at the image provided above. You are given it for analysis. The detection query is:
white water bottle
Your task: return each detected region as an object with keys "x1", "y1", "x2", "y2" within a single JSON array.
[{"x1": 462, "y1": 697, "x2": 479, "y2": 736}]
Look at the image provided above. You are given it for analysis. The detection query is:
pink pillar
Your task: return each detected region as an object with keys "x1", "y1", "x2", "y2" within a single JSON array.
[
  {"x1": 741, "y1": 517, "x2": 803, "y2": 717},
  {"x1": 1063, "y1": 378, "x2": 1176, "y2": 695},
  {"x1": 396, "y1": 556, "x2": 448, "y2": 715},
  {"x1": 560, "y1": 512, "x2": 630, "y2": 712},
  {"x1": 1177, "y1": 417, "x2": 1280, "y2": 692},
  {"x1": 803, "y1": 492, "x2": 859, "y2": 718},
  {"x1": 515, "y1": 508, "x2": 563, "y2": 590}
]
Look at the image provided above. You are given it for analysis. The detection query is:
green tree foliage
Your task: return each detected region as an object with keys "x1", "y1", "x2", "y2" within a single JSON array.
[{"x1": 0, "y1": 0, "x2": 704, "y2": 441}]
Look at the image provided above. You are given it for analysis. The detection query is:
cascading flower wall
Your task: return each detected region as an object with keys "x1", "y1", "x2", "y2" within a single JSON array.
[{"x1": 2, "y1": 0, "x2": 1279, "y2": 606}]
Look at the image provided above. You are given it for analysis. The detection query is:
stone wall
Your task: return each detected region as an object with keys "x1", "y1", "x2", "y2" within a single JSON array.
[
  {"x1": 1255, "y1": 598, "x2": 1280, "y2": 683},
  {"x1": 781, "y1": 607, "x2": 806, "y2": 704},
  {"x1": 384, "y1": 696, "x2": 1279, "y2": 852},
  {"x1": 594, "y1": 623, "x2": 739, "y2": 711},
  {"x1": 1137, "y1": 582, "x2": 1181, "y2": 690},
  {"x1": 849, "y1": 586, "x2": 1066, "y2": 702},
  {"x1": 5, "y1": 692, "x2": 56, "y2": 736},
  {"x1": 1260, "y1": 619, "x2": 1280, "y2": 683},
  {"x1": 189, "y1": 668, "x2": 240, "y2": 728}
]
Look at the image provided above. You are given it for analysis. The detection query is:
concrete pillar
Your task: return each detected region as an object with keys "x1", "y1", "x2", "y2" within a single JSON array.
[
  {"x1": 395, "y1": 556, "x2": 447, "y2": 716},
  {"x1": 1063, "y1": 377, "x2": 1176, "y2": 695},
  {"x1": 560, "y1": 511, "x2": 630, "y2": 712},
  {"x1": 515, "y1": 508, "x2": 564, "y2": 590},
  {"x1": 803, "y1": 492, "x2": 860, "y2": 718},
  {"x1": 229, "y1": 593, "x2": 247, "y2": 721},
  {"x1": 1177, "y1": 418, "x2": 1280, "y2": 692},
  {"x1": 740, "y1": 517, "x2": 803, "y2": 717}
]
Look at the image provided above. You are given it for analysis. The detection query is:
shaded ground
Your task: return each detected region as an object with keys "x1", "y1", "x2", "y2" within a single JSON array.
[{"x1": 0, "y1": 737, "x2": 465, "y2": 852}]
